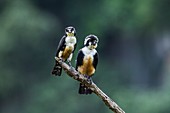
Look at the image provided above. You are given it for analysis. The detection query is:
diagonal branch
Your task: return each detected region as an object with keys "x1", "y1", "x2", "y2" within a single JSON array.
[{"x1": 55, "y1": 58, "x2": 125, "y2": 113}]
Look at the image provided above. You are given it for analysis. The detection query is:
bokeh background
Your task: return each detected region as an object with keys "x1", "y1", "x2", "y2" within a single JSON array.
[{"x1": 1, "y1": 0, "x2": 170, "y2": 113}]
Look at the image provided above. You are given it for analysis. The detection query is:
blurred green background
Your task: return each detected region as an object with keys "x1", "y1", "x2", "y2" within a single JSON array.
[{"x1": 1, "y1": 0, "x2": 170, "y2": 113}]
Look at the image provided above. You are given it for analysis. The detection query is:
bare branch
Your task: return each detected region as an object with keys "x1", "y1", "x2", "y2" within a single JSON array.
[{"x1": 55, "y1": 58, "x2": 125, "y2": 113}]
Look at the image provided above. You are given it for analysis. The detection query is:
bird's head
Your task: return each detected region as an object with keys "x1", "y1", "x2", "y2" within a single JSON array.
[
  {"x1": 65, "y1": 26, "x2": 76, "y2": 36},
  {"x1": 84, "y1": 34, "x2": 99, "y2": 50}
]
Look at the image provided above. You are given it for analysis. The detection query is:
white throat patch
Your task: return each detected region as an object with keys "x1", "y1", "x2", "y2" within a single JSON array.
[
  {"x1": 82, "y1": 46, "x2": 97, "y2": 56},
  {"x1": 65, "y1": 36, "x2": 77, "y2": 45}
]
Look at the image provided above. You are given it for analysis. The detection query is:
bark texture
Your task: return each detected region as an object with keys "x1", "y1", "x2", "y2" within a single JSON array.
[{"x1": 55, "y1": 57, "x2": 125, "y2": 113}]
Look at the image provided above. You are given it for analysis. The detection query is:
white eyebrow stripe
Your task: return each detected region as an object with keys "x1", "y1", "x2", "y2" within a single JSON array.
[{"x1": 84, "y1": 38, "x2": 90, "y2": 45}]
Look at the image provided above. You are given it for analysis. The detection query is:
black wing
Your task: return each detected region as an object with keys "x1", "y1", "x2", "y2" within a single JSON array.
[
  {"x1": 56, "y1": 35, "x2": 66, "y2": 57},
  {"x1": 72, "y1": 43, "x2": 77, "y2": 53},
  {"x1": 76, "y1": 50, "x2": 84, "y2": 70},
  {"x1": 93, "y1": 52, "x2": 98, "y2": 69}
]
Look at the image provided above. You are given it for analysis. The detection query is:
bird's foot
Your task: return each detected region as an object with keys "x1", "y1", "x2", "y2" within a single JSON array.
[
  {"x1": 67, "y1": 60, "x2": 72, "y2": 66},
  {"x1": 55, "y1": 57, "x2": 63, "y2": 62},
  {"x1": 69, "y1": 65, "x2": 75, "y2": 71},
  {"x1": 84, "y1": 75, "x2": 92, "y2": 84}
]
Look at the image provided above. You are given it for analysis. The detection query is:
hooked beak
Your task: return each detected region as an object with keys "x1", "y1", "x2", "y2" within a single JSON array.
[{"x1": 90, "y1": 43, "x2": 97, "y2": 49}]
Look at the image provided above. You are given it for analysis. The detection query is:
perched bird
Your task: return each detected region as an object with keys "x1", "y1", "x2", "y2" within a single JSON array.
[
  {"x1": 76, "y1": 34, "x2": 99, "y2": 94},
  {"x1": 52, "y1": 26, "x2": 77, "y2": 76}
]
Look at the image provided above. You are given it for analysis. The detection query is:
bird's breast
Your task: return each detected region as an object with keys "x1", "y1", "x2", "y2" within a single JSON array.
[
  {"x1": 78, "y1": 55, "x2": 95, "y2": 76},
  {"x1": 62, "y1": 46, "x2": 73, "y2": 61},
  {"x1": 65, "y1": 36, "x2": 76, "y2": 45},
  {"x1": 61, "y1": 37, "x2": 76, "y2": 61}
]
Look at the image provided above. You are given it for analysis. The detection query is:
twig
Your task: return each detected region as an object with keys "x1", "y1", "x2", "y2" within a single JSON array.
[{"x1": 55, "y1": 58, "x2": 125, "y2": 113}]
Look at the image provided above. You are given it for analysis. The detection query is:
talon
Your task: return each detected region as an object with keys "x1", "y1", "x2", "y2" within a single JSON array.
[
  {"x1": 75, "y1": 73, "x2": 79, "y2": 78},
  {"x1": 68, "y1": 61, "x2": 72, "y2": 66},
  {"x1": 55, "y1": 57, "x2": 62, "y2": 61},
  {"x1": 87, "y1": 78, "x2": 92, "y2": 84},
  {"x1": 59, "y1": 58, "x2": 63, "y2": 61},
  {"x1": 69, "y1": 65, "x2": 74, "y2": 71},
  {"x1": 84, "y1": 75, "x2": 92, "y2": 84}
]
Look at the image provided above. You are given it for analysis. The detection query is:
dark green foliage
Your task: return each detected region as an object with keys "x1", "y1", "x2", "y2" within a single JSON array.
[{"x1": 1, "y1": 0, "x2": 170, "y2": 113}]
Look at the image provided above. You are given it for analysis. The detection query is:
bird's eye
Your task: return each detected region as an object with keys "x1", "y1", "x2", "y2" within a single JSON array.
[
  {"x1": 65, "y1": 29, "x2": 69, "y2": 32},
  {"x1": 71, "y1": 28, "x2": 75, "y2": 32}
]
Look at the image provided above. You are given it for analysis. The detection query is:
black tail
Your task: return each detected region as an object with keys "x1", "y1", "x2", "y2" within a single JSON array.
[
  {"x1": 78, "y1": 83, "x2": 92, "y2": 94},
  {"x1": 51, "y1": 61, "x2": 62, "y2": 76}
]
